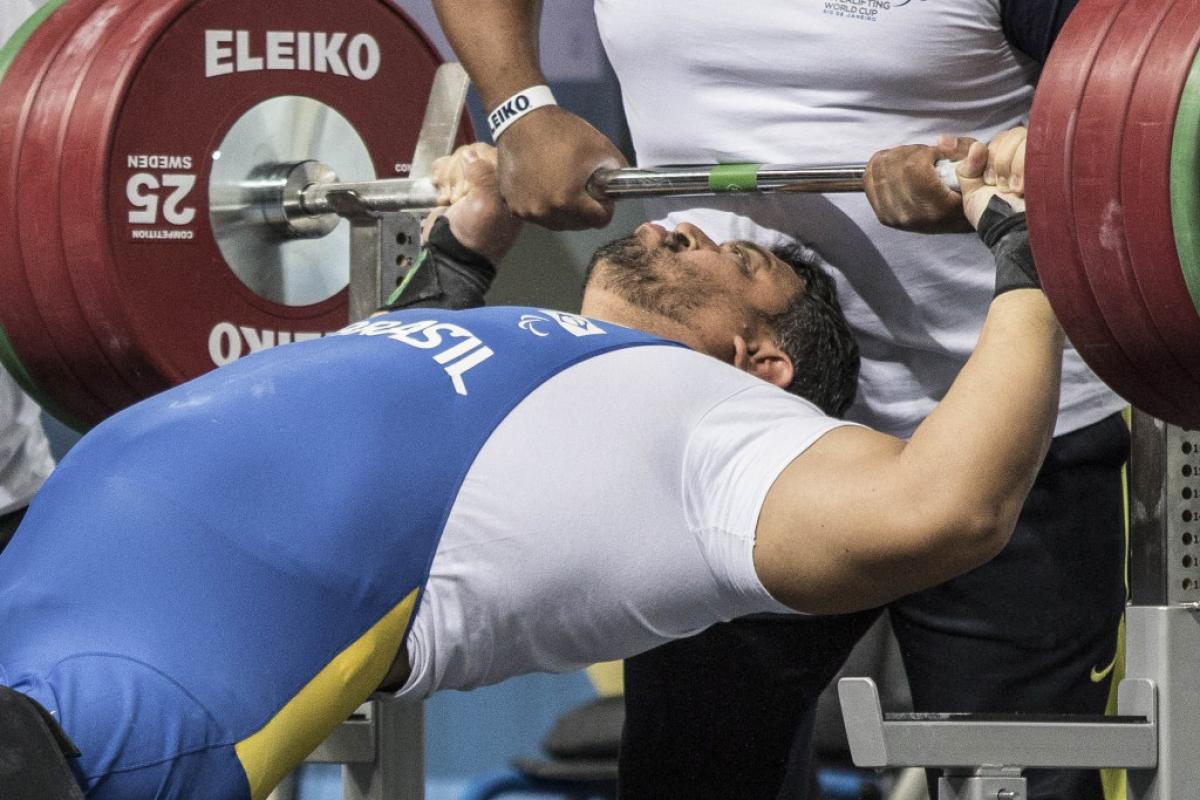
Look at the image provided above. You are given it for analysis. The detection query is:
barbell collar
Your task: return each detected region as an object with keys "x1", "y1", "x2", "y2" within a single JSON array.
[{"x1": 267, "y1": 161, "x2": 341, "y2": 240}]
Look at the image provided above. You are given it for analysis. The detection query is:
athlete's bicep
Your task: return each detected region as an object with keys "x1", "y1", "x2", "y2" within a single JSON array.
[
  {"x1": 681, "y1": 383, "x2": 859, "y2": 616},
  {"x1": 753, "y1": 425, "x2": 992, "y2": 614}
]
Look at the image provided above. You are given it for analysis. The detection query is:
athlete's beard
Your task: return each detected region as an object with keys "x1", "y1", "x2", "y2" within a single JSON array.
[{"x1": 585, "y1": 232, "x2": 713, "y2": 325}]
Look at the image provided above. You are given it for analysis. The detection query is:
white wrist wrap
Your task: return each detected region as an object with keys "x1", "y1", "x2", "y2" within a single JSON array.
[{"x1": 488, "y1": 85, "x2": 557, "y2": 141}]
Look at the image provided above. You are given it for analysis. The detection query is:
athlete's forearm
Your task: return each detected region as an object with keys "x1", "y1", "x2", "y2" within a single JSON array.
[
  {"x1": 431, "y1": 0, "x2": 545, "y2": 110},
  {"x1": 904, "y1": 284, "x2": 1063, "y2": 548},
  {"x1": 894, "y1": 189, "x2": 1062, "y2": 548}
]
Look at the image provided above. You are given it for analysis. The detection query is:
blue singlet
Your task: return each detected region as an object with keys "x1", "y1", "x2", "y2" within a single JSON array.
[{"x1": 0, "y1": 306, "x2": 674, "y2": 799}]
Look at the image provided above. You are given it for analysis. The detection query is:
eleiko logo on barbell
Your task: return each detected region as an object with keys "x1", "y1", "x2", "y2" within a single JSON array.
[{"x1": 205, "y1": 31, "x2": 381, "y2": 80}]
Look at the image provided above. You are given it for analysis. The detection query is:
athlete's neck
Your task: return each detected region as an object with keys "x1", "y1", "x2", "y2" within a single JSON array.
[{"x1": 581, "y1": 287, "x2": 699, "y2": 349}]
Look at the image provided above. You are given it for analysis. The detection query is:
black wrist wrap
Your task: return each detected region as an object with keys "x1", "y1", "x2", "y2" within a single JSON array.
[
  {"x1": 978, "y1": 196, "x2": 1038, "y2": 297},
  {"x1": 426, "y1": 215, "x2": 497, "y2": 276},
  {"x1": 382, "y1": 216, "x2": 497, "y2": 312}
]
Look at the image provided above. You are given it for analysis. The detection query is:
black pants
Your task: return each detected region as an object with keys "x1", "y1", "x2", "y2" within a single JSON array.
[{"x1": 619, "y1": 413, "x2": 1129, "y2": 800}]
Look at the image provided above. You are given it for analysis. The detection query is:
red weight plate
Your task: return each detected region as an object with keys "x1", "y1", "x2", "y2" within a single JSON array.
[
  {"x1": 0, "y1": 0, "x2": 118, "y2": 428},
  {"x1": 59, "y1": 0, "x2": 471, "y2": 403},
  {"x1": 0, "y1": 0, "x2": 70, "y2": 417},
  {"x1": 1120, "y1": 1, "x2": 1200, "y2": 407},
  {"x1": 1072, "y1": 0, "x2": 1200, "y2": 427},
  {"x1": 1028, "y1": 0, "x2": 1193, "y2": 424},
  {"x1": 52, "y1": 0, "x2": 185, "y2": 401},
  {"x1": 19, "y1": 0, "x2": 158, "y2": 418}
]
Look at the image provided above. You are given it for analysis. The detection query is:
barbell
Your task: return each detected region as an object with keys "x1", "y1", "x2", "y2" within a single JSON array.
[{"x1": 0, "y1": 0, "x2": 1198, "y2": 429}]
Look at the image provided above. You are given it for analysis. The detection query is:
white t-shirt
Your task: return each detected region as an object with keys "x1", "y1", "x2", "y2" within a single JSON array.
[
  {"x1": 594, "y1": 0, "x2": 1125, "y2": 438},
  {"x1": 398, "y1": 346, "x2": 852, "y2": 699},
  {"x1": 0, "y1": 2, "x2": 55, "y2": 515}
]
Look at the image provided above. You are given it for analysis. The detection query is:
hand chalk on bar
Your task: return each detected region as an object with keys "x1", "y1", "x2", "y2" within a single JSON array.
[{"x1": 935, "y1": 158, "x2": 962, "y2": 192}]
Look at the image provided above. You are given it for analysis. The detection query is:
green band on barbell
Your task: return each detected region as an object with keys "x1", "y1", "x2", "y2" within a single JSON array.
[{"x1": 708, "y1": 164, "x2": 761, "y2": 194}]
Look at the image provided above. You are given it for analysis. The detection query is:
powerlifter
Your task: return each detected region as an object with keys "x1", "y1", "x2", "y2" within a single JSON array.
[{"x1": 0, "y1": 132, "x2": 1047, "y2": 799}]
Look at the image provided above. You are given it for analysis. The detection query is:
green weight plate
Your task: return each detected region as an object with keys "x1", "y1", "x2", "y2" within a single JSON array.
[{"x1": 1172, "y1": 44, "x2": 1200, "y2": 320}]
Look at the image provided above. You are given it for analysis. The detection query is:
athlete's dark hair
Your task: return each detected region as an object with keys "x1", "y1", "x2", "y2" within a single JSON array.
[{"x1": 765, "y1": 243, "x2": 860, "y2": 418}]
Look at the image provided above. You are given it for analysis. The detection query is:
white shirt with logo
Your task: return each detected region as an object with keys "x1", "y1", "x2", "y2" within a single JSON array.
[
  {"x1": 594, "y1": 0, "x2": 1124, "y2": 438},
  {"x1": 397, "y1": 345, "x2": 851, "y2": 698}
]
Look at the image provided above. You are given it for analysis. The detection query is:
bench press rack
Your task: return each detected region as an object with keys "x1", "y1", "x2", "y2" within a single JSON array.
[{"x1": 840, "y1": 413, "x2": 1200, "y2": 800}]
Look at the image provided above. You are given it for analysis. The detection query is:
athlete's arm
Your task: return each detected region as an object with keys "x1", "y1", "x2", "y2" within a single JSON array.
[
  {"x1": 430, "y1": 0, "x2": 626, "y2": 230},
  {"x1": 754, "y1": 136, "x2": 1061, "y2": 614},
  {"x1": 385, "y1": 145, "x2": 522, "y2": 312}
]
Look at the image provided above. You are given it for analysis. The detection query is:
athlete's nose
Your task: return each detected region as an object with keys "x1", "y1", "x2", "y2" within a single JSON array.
[{"x1": 670, "y1": 222, "x2": 718, "y2": 252}]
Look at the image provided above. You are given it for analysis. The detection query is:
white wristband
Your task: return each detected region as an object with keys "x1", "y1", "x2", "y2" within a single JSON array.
[{"x1": 488, "y1": 85, "x2": 557, "y2": 141}]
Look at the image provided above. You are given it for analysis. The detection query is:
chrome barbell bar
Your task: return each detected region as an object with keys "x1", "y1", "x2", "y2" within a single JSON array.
[{"x1": 271, "y1": 159, "x2": 961, "y2": 237}]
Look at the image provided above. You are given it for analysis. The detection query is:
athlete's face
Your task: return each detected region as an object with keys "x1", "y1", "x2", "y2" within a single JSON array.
[{"x1": 584, "y1": 222, "x2": 803, "y2": 361}]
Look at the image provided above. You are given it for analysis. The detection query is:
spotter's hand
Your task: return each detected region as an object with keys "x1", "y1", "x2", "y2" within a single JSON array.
[
  {"x1": 497, "y1": 106, "x2": 627, "y2": 231},
  {"x1": 865, "y1": 134, "x2": 977, "y2": 234}
]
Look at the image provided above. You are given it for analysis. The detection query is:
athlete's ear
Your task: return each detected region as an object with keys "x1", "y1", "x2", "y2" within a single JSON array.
[
  {"x1": 735, "y1": 334, "x2": 794, "y2": 389},
  {"x1": 733, "y1": 335, "x2": 751, "y2": 371}
]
